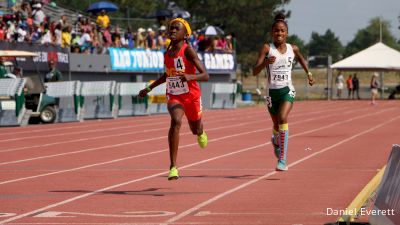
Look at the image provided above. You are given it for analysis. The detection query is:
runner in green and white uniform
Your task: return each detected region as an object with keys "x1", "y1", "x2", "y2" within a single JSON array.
[{"x1": 253, "y1": 13, "x2": 315, "y2": 171}]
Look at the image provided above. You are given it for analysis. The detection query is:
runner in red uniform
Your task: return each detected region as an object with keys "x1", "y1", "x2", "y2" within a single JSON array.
[{"x1": 139, "y1": 18, "x2": 209, "y2": 180}]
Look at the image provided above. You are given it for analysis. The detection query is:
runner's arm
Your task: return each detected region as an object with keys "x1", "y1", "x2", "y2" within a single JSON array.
[
  {"x1": 138, "y1": 73, "x2": 167, "y2": 97},
  {"x1": 253, "y1": 44, "x2": 270, "y2": 76},
  {"x1": 183, "y1": 46, "x2": 209, "y2": 82},
  {"x1": 292, "y1": 44, "x2": 315, "y2": 86}
]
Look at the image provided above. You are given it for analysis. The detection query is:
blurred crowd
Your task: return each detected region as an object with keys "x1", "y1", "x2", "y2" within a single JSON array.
[{"x1": 0, "y1": 0, "x2": 236, "y2": 54}]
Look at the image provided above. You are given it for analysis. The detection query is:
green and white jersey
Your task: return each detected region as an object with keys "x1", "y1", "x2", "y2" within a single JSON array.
[{"x1": 266, "y1": 43, "x2": 295, "y2": 91}]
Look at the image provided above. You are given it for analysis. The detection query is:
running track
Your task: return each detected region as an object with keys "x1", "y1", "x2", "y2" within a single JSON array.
[{"x1": 0, "y1": 100, "x2": 398, "y2": 225}]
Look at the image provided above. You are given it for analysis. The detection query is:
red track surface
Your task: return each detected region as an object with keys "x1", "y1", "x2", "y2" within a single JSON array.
[{"x1": 0, "y1": 100, "x2": 399, "y2": 225}]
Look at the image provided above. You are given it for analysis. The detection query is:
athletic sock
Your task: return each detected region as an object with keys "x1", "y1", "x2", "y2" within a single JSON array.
[
  {"x1": 279, "y1": 123, "x2": 289, "y2": 162},
  {"x1": 272, "y1": 128, "x2": 279, "y2": 145}
]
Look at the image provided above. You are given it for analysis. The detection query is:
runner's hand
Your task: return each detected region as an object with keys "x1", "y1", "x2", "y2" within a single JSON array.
[
  {"x1": 138, "y1": 89, "x2": 149, "y2": 98},
  {"x1": 308, "y1": 76, "x2": 315, "y2": 86}
]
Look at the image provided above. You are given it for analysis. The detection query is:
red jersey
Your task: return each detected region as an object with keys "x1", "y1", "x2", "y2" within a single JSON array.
[{"x1": 164, "y1": 43, "x2": 201, "y2": 99}]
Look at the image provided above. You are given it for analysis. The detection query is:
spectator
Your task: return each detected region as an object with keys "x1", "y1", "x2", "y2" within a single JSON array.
[
  {"x1": 125, "y1": 27, "x2": 134, "y2": 49},
  {"x1": 225, "y1": 34, "x2": 233, "y2": 53},
  {"x1": 61, "y1": 25, "x2": 72, "y2": 49},
  {"x1": 96, "y1": 10, "x2": 109, "y2": 29},
  {"x1": 45, "y1": 60, "x2": 62, "y2": 82},
  {"x1": 102, "y1": 26, "x2": 112, "y2": 49},
  {"x1": 112, "y1": 25, "x2": 122, "y2": 47},
  {"x1": 13, "y1": 67, "x2": 23, "y2": 78},
  {"x1": 346, "y1": 74, "x2": 353, "y2": 98},
  {"x1": 145, "y1": 28, "x2": 156, "y2": 49},
  {"x1": 32, "y1": 3, "x2": 45, "y2": 26},
  {"x1": 59, "y1": 15, "x2": 68, "y2": 27},
  {"x1": 77, "y1": 29, "x2": 92, "y2": 54},
  {"x1": 352, "y1": 73, "x2": 360, "y2": 99},
  {"x1": 0, "y1": 57, "x2": 7, "y2": 79},
  {"x1": 370, "y1": 72, "x2": 380, "y2": 105},
  {"x1": 335, "y1": 72, "x2": 344, "y2": 99},
  {"x1": 136, "y1": 27, "x2": 145, "y2": 48},
  {"x1": 157, "y1": 25, "x2": 167, "y2": 49}
]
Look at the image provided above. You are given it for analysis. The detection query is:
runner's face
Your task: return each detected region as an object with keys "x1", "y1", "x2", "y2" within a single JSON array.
[
  {"x1": 272, "y1": 22, "x2": 287, "y2": 44},
  {"x1": 168, "y1": 21, "x2": 186, "y2": 42}
]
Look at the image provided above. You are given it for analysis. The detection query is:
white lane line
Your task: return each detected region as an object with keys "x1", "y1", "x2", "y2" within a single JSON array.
[
  {"x1": 165, "y1": 115, "x2": 400, "y2": 223},
  {"x1": 0, "y1": 102, "x2": 338, "y2": 146},
  {"x1": 0, "y1": 108, "x2": 394, "y2": 224},
  {"x1": 0, "y1": 105, "x2": 367, "y2": 172},
  {"x1": 0, "y1": 105, "x2": 357, "y2": 157},
  {"x1": 0, "y1": 107, "x2": 386, "y2": 185},
  {"x1": 0, "y1": 114, "x2": 260, "y2": 153},
  {"x1": 0, "y1": 108, "x2": 272, "y2": 139},
  {"x1": 0, "y1": 101, "x2": 339, "y2": 142},
  {"x1": 0, "y1": 106, "x2": 367, "y2": 168},
  {"x1": 0, "y1": 111, "x2": 269, "y2": 143}
]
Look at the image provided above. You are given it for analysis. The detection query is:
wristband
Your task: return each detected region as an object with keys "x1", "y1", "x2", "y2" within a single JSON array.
[
  {"x1": 146, "y1": 85, "x2": 152, "y2": 92},
  {"x1": 307, "y1": 72, "x2": 313, "y2": 77}
]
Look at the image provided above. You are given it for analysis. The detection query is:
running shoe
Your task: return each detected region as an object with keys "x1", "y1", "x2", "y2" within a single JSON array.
[
  {"x1": 168, "y1": 166, "x2": 179, "y2": 180},
  {"x1": 197, "y1": 131, "x2": 208, "y2": 148},
  {"x1": 276, "y1": 160, "x2": 288, "y2": 171},
  {"x1": 271, "y1": 136, "x2": 280, "y2": 159}
]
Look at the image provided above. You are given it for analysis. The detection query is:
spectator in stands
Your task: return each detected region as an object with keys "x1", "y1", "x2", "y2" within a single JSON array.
[
  {"x1": 102, "y1": 26, "x2": 112, "y2": 49},
  {"x1": 157, "y1": 25, "x2": 167, "y2": 49},
  {"x1": 59, "y1": 15, "x2": 68, "y2": 27},
  {"x1": 145, "y1": 28, "x2": 156, "y2": 49},
  {"x1": 32, "y1": 3, "x2": 45, "y2": 26},
  {"x1": 45, "y1": 60, "x2": 62, "y2": 82},
  {"x1": 346, "y1": 74, "x2": 353, "y2": 99},
  {"x1": 96, "y1": 10, "x2": 109, "y2": 29},
  {"x1": 136, "y1": 27, "x2": 145, "y2": 48},
  {"x1": 352, "y1": 73, "x2": 360, "y2": 99},
  {"x1": 125, "y1": 27, "x2": 134, "y2": 49},
  {"x1": 30, "y1": 23, "x2": 43, "y2": 43},
  {"x1": 225, "y1": 34, "x2": 233, "y2": 53},
  {"x1": 0, "y1": 57, "x2": 7, "y2": 79},
  {"x1": 0, "y1": 22, "x2": 5, "y2": 41},
  {"x1": 188, "y1": 30, "x2": 198, "y2": 50},
  {"x1": 18, "y1": 2, "x2": 31, "y2": 21},
  {"x1": 112, "y1": 25, "x2": 122, "y2": 48},
  {"x1": 370, "y1": 72, "x2": 380, "y2": 105},
  {"x1": 61, "y1": 25, "x2": 72, "y2": 49},
  {"x1": 77, "y1": 29, "x2": 92, "y2": 54}
]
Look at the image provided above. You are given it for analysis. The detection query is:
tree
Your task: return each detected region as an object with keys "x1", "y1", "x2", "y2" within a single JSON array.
[
  {"x1": 307, "y1": 29, "x2": 343, "y2": 62},
  {"x1": 344, "y1": 17, "x2": 400, "y2": 57}
]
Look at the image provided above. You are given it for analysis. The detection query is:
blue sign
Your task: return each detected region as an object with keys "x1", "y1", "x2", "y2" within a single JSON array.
[
  {"x1": 109, "y1": 48, "x2": 236, "y2": 73},
  {"x1": 109, "y1": 48, "x2": 164, "y2": 71}
]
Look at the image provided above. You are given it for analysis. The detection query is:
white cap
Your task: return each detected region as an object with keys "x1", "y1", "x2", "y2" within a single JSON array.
[
  {"x1": 159, "y1": 25, "x2": 166, "y2": 31},
  {"x1": 373, "y1": 72, "x2": 379, "y2": 77},
  {"x1": 33, "y1": 3, "x2": 41, "y2": 8},
  {"x1": 147, "y1": 28, "x2": 153, "y2": 32},
  {"x1": 138, "y1": 27, "x2": 145, "y2": 33}
]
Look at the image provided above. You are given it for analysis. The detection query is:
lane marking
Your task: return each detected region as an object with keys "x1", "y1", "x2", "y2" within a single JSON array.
[
  {"x1": 165, "y1": 115, "x2": 400, "y2": 223},
  {"x1": 0, "y1": 108, "x2": 395, "y2": 224},
  {"x1": 0, "y1": 103, "x2": 343, "y2": 151},
  {"x1": 0, "y1": 107, "x2": 375, "y2": 185},
  {"x1": 0, "y1": 106, "x2": 362, "y2": 164}
]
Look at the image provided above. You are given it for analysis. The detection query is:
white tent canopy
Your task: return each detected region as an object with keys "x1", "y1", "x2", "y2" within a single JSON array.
[{"x1": 331, "y1": 42, "x2": 400, "y2": 71}]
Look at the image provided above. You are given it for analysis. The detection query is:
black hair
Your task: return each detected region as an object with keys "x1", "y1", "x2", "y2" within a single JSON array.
[{"x1": 272, "y1": 12, "x2": 288, "y2": 31}]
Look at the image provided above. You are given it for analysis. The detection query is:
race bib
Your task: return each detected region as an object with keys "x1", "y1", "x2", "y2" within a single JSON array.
[{"x1": 166, "y1": 76, "x2": 189, "y2": 95}]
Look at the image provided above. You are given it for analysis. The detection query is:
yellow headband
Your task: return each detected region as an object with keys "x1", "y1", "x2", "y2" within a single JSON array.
[{"x1": 170, "y1": 18, "x2": 192, "y2": 37}]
